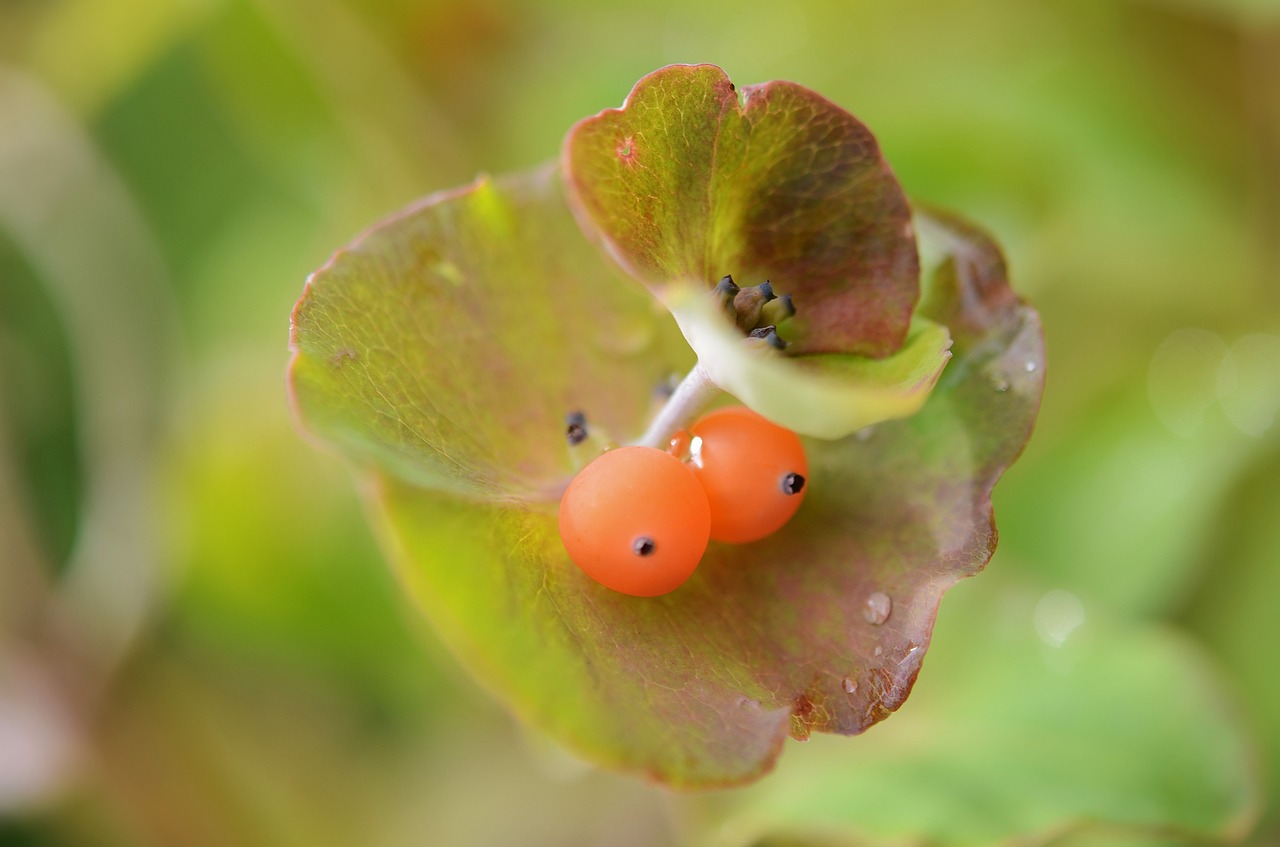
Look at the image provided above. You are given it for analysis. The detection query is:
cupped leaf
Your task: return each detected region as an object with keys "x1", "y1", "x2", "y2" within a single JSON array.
[
  {"x1": 289, "y1": 165, "x2": 692, "y2": 500},
  {"x1": 664, "y1": 283, "x2": 952, "y2": 438},
  {"x1": 290, "y1": 162, "x2": 1044, "y2": 786},
  {"x1": 562, "y1": 64, "x2": 919, "y2": 359}
]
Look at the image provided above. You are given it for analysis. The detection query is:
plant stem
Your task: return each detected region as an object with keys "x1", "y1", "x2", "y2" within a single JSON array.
[{"x1": 635, "y1": 362, "x2": 718, "y2": 448}]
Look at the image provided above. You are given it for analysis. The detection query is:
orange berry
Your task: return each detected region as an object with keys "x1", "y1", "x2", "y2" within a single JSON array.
[
  {"x1": 558, "y1": 446, "x2": 710, "y2": 596},
  {"x1": 688, "y1": 406, "x2": 808, "y2": 543}
]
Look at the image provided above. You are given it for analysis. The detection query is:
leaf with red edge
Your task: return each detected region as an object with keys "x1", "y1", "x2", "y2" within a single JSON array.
[
  {"x1": 288, "y1": 148, "x2": 1043, "y2": 785},
  {"x1": 562, "y1": 64, "x2": 952, "y2": 440},
  {"x1": 562, "y1": 63, "x2": 917, "y2": 359}
]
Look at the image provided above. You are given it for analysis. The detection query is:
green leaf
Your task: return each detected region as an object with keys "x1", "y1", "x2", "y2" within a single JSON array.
[
  {"x1": 1185, "y1": 442, "x2": 1280, "y2": 838},
  {"x1": 663, "y1": 282, "x2": 952, "y2": 438},
  {"x1": 562, "y1": 64, "x2": 919, "y2": 360},
  {"x1": 289, "y1": 165, "x2": 693, "y2": 500},
  {"x1": 289, "y1": 165, "x2": 1044, "y2": 786},
  {"x1": 689, "y1": 577, "x2": 1261, "y2": 847}
]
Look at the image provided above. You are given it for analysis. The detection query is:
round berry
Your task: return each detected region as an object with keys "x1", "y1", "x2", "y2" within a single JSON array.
[
  {"x1": 689, "y1": 406, "x2": 808, "y2": 544},
  {"x1": 558, "y1": 446, "x2": 710, "y2": 596}
]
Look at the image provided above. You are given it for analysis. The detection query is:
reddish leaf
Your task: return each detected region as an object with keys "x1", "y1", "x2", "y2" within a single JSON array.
[
  {"x1": 563, "y1": 64, "x2": 918, "y2": 358},
  {"x1": 289, "y1": 162, "x2": 1043, "y2": 785}
]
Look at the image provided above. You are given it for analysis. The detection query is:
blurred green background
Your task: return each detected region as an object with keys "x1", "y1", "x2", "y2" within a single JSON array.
[{"x1": 1, "y1": 0, "x2": 1278, "y2": 844}]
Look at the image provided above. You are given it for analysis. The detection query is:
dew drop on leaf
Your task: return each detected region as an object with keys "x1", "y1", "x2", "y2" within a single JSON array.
[{"x1": 863, "y1": 591, "x2": 892, "y2": 625}]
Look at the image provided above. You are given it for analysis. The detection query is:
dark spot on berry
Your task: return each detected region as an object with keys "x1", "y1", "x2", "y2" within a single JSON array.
[
  {"x1": 758, "y1": 280, "x2": 775, "y2": 301},
  {"x1": 715, "y1": 274, "x2": 739, "y2": 297},
  {"x1": 781, "y1": 472, "x2": 805, "y2": 495},
  {"x1": 633, "y1": 537, "x2": 656, "y2": 557}
]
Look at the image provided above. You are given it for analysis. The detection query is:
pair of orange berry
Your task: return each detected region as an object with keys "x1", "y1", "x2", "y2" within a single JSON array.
[{"x1": 558, "y1": 406, "x2": 808, "y2": 596}]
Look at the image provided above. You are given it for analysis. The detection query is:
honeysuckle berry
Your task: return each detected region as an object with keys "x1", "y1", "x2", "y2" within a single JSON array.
[
  {"x1": 688, "y1": 406, "x2": 809, "y2": 544},
  {"x1": 558, "y1": 445, "x2": 711, "y2": 597}
]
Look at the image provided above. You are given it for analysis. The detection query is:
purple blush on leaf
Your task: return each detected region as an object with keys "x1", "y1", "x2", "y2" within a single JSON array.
[{"x1": 286, "y1": 64, "x2": 1044, "y2": 788}]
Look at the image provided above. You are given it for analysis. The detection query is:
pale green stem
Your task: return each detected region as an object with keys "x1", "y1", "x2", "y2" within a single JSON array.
[{"x1": 634, "y1": 361, "x2": 719, "y2": 449}]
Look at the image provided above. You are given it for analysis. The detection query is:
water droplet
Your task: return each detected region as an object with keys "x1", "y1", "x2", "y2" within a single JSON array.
[
  {"x1": 1025, "y1": 360, "x2": 1038, "y2": 373},
  {"x1": 1034, "y1": 589, "x2": 1086, "y2": 648},
  {"x1": 841, "y1": 677, "x2": 858, "y2": 694},
  {"x1": 1220, "y1": 333, "x2": 1280, "y2": 437},
  {"x1": 873, "y1": 645, "x2": 883, "y2": 657},
  {"x1": 855, "y1": 426, "x2": 875, "y2": 441},
  {"x1": 991, "y1": 375, "x2": 1010, "y2": 392},
  {"x1": 862, "y1": 592, "x2": 892, "y2": 625}
]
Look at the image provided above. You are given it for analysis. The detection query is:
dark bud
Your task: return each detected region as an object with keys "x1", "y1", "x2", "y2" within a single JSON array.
[
  {"x1": 633, "y1": 536, "x2": 656, "y2": 557},
  {"x1": 565, "y1": 411, "x2": 588, "y2": 446},
  {"x1": 749, "y1": 326, "x2": 788, "y2": 350},
  {"x1": 780, "y1": 472, "x2": 806, "y2": 495},
  {"x1": 714, "y1": 274, "x2": 741, "y2": 317}
]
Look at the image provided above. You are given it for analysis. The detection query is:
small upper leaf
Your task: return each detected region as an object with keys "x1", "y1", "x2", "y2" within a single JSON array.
[{"x1": 563, "y1": 64, "x2": 919, "y2": 359}]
